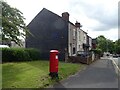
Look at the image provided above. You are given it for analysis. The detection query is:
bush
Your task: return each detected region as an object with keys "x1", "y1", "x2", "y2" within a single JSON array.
[
  {"x1": 2, "y1": 48, "x2": 15, "y2": 62},
  {"x1": 25, "y1": 48, "x2": 40, "y2": 60},
  {"x1": 90, "y1": 49, "x2": 102, "y2": 59},
  {"x1": 91, "y1": 49, "x2": 102, "y2": 55},
  {"x1": 2, "y1": 48, "x2": 40, "y2": 62}
]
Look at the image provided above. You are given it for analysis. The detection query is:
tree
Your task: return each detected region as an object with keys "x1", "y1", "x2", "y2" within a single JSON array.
[
  {"x1": 96, "y1": 35, "x2": 107, "y2": 53},
  {"x1": 96, "y1": 35, "x2": 115, "y2": 54},
  {"x1": 107, "y1": 39, "x2": 114, "y2": 54},
  {"x1": 2, "y1": 1, "x2": 29, "y2": 46},
  {"x1": 114, "y1": 39, "x2": 120, "y2": 54}
]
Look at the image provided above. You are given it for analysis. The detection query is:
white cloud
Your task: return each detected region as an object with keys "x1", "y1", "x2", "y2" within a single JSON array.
[
  {"x1": 88, "y1": 28, "x2": 118, "y2": 41},
  {"x1": 5, "y1": 0, "x2": 119, "y2": 41}
]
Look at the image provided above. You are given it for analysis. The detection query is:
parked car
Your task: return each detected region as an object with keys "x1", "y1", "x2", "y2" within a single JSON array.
[
  {"x1": 0, "y1": 45, "x2": 9, "y2": 48},
  {"x1": 106, "y1": 54, "x2": 109, "y2": 56},
  {"x1": 113, "y1": 54, "x2": 119, "y2": 58},
  {"x1": 77, "y1": 51, "x2": 90, "y2": 57}
]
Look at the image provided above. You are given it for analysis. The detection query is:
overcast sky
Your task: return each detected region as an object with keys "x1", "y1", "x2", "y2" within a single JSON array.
[{"x1": 5, "y1": 0, "x2": 119, "y2": 41}]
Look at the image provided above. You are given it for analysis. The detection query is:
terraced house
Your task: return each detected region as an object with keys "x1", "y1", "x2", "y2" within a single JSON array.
[{"x1": 26, "y1": 8, "x2": 93, "y2": 60}]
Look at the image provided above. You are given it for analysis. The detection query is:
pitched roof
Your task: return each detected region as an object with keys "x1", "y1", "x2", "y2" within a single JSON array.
[
  {"x1": 28, "y1": 8, "x2": 87, "y2": 34},
  {"x1": 28, "y1": 8, "x2": 75, "y2": 26}
]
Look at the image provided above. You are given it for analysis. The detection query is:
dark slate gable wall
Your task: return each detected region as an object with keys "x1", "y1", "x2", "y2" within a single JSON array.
[{"x1": 26, "y1": 8, "x2": 68, "y2": 60}]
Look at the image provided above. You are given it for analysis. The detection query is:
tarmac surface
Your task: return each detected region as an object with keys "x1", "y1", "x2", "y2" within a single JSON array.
[{"x1": 50, "y1": 59, "x2": 119, "y2": 89}]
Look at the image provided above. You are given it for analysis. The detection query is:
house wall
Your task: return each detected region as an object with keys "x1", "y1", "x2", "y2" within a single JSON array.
[
  {"x1": 11, "y1": 40, "x2": 25, "y2": 48},
  {"x1": 76, "y1": 28, "x2": 87, "y2": 52},
  {"x1": 68, "y1": 24, "x2": 88, "y2": 56},
  {"x1": 92, "y1": 39, "x2": 97, "y2": 49},
  {"x1": 26, "y1": 8, "x2": 93, "y2": 60},
  {"x1": 68, "y1": 23, "x2": 77, "y2": 56},
  {"x1": 83, "y1": 31, "x2": 87, "y2": 44},
  {"x1": 76, "y1": 28, "x2": 82, "y2": 52},
  {"x1": 89, "y1": 37, "x2": 92, "y2": 50},
  {"x1": 26, "y1": 8, "x2": 68, "y2": 60}
]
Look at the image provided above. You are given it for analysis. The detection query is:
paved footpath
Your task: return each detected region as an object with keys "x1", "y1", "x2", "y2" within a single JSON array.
[{"x1": 50, "y1": 59, "x2": 119, "y2": 89}]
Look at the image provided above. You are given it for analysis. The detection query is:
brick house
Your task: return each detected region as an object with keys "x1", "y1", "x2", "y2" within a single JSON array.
[{"x1": 26, "y1": 8, "x2": 92, "y2": 60}]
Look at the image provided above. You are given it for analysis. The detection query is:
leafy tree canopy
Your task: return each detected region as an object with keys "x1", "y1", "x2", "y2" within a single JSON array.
[
  {"x1": 2, "y1": 1, "x2": 29, "y2": 46},
  {"x1": 114, "y1": 39, "x2": 120, "y2": 54},
  {"x1": 96, "y1": 35, "x2": 120, "y2": 54}
]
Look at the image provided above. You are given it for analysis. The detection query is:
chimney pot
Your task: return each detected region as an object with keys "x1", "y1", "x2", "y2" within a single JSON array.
[
  {"x1": 62, "y1": 12, "x2": 69, "y2": 21},
  {"x1": 75, "y1": 21, "x2": 82, "y2": 28}
]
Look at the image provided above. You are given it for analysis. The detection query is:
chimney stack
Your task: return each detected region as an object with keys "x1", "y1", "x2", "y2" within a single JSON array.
[
  {"x1": 75, "y1": 21, "x2": 82, "y2": 28},
  {"x1": 62, "y1": 12, "x2": 69, "y2": 21}
]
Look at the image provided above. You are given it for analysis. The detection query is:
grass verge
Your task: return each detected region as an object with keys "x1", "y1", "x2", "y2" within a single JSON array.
[{"x1": 2, "y1": 60, "x2": 85, "y2": 88}]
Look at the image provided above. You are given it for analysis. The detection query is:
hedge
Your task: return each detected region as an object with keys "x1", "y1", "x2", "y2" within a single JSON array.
[
  {"x1": 2, "y1": 48, "x2": 40, "y2": 62},
  {"x1": 24, "y1": 48, "x2": 40, "y2": 60}
]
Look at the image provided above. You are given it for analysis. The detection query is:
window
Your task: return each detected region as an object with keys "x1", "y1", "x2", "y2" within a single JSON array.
[
  {"x1": 84, "y1": 34, "x2": 86, "y2": 43},
  {"x1": 73, "y1": 47, "x2": 75, "y2": 54},
  {"x1": 73, "y1": 29, "x2": 76, "y2": 39}
]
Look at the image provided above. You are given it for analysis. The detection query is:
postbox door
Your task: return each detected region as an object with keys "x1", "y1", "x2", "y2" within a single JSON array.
[
  {"x1": 50, "y1": 51, "x2": 59, "y2": 72},
  {"x1": 55, "y1": 54, "x2": 58, "y2": 72}
]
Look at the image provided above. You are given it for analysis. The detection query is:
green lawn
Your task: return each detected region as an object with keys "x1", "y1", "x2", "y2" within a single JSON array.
[{"x1": 2, "y1": 60, "x2": 85, "y2": 88}]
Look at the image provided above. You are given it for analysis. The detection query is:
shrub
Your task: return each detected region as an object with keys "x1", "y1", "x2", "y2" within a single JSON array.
[
  {"x1": 25, "y1": 48, "x2": 40, "y2": 60},
  {"x1": 2, "y1": 48, "x2": 15, "y2": 62},
  {"x1": 90, "y1": 48, "x2": 102, "y2": 59},
  {"x1": 2, "y1": 48, "x2": 40, "y2": 62},
  {"x1": 91, "y1": 49, "x2": 102, "y2": 55},
  {"x1": 12, "y1": 48, "x2": 30, "y2": 61}
]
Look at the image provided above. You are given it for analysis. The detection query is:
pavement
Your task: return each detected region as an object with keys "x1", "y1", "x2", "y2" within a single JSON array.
[
  {"x1": 103, "y1": 56, "x2": 120, "y2": 75},
  {"x1": 110, "y1": 57, "x2": 120, "y2": 74},
  {"x1": 49, "y1": 58, "x2": 119, "y2": 89}
]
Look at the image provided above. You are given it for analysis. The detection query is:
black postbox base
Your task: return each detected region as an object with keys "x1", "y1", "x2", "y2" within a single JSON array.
[{"x1": 49, "y1": 72, "x2": 59, "y2": 79}]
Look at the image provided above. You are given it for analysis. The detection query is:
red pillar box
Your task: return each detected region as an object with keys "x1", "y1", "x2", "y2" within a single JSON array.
[{"x1": 49, "y1": 50, "x2": 59, "y2": 78}]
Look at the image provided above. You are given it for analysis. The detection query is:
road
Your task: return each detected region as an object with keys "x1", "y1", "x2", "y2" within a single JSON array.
[{"x1": 49, "y1": 59, "x2": 119, "y2": 89}]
